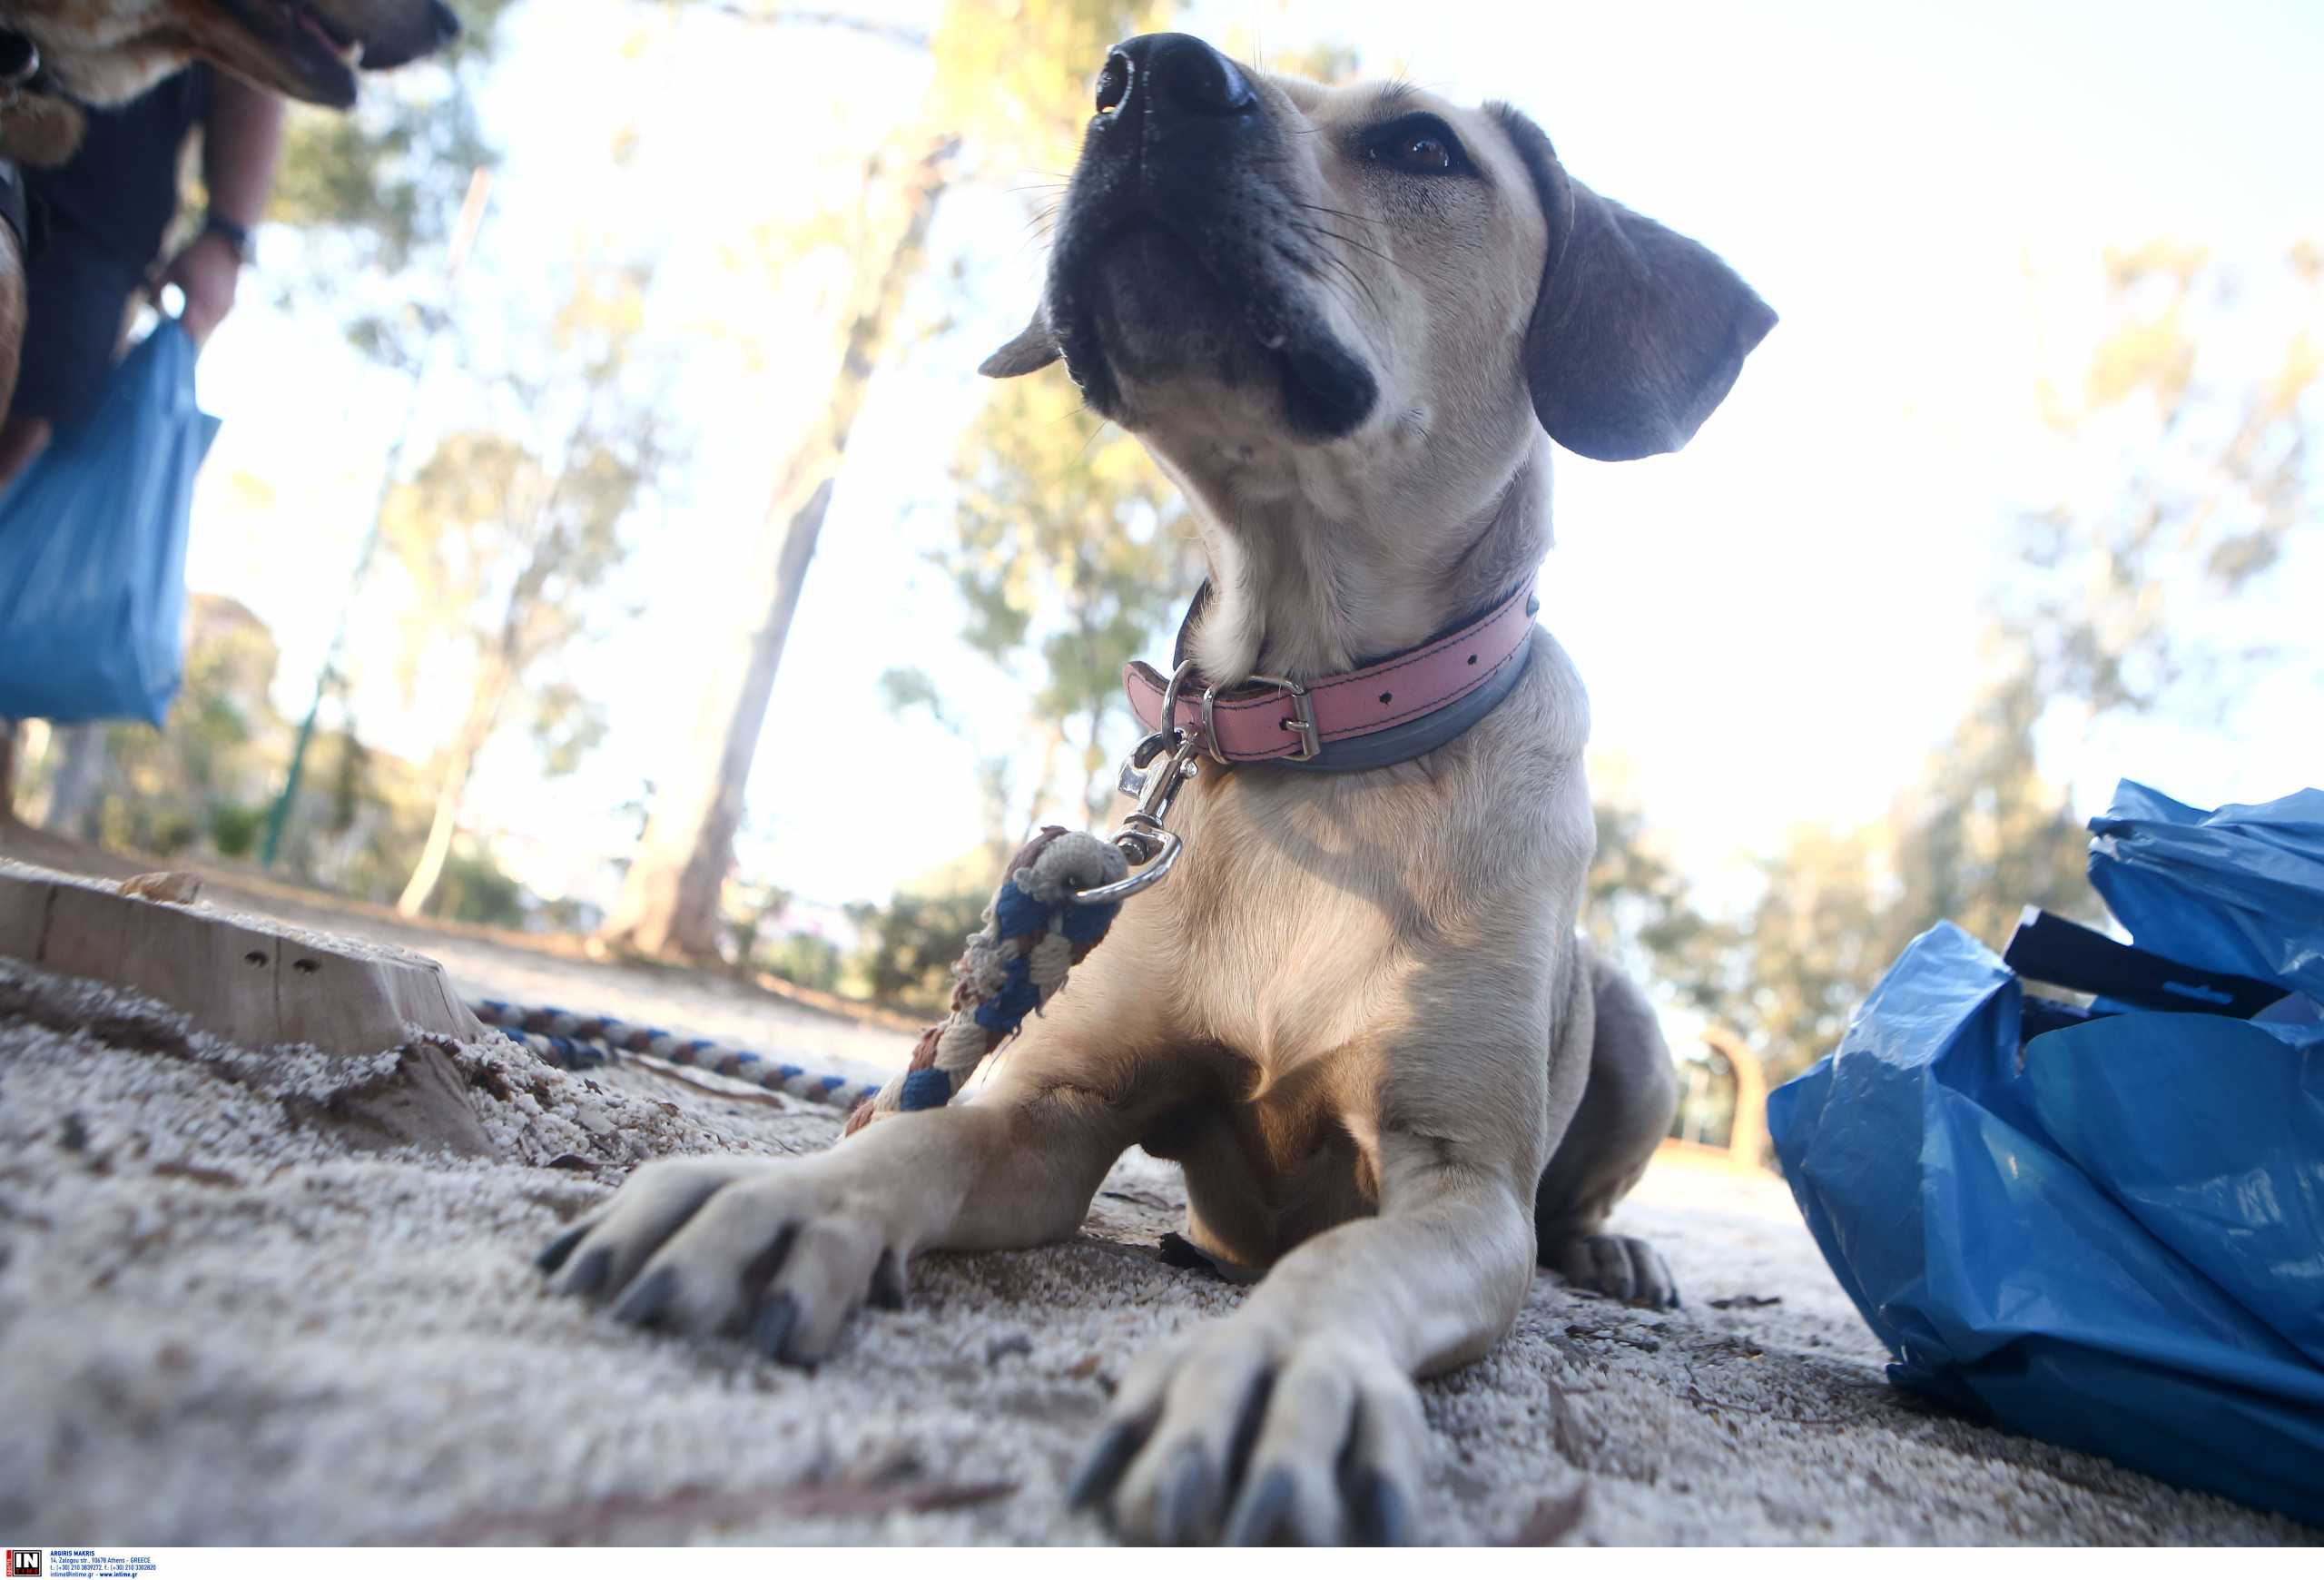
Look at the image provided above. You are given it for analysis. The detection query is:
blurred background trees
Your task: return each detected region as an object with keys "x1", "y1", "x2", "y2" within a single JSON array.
[
  {"x1": 381, "y1": 261, "x2": 666, "y2": 914},
  {"x1": 599, "y1": 0, "x2": 1154, "y2": 960}
]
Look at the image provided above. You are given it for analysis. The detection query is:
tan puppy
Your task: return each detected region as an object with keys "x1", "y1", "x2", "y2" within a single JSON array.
[{"x1": 540, "y1": 34, "x2": 1773, "y2": 1545}]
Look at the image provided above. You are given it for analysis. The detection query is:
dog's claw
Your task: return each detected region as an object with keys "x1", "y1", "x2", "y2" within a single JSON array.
[
  {"x1": 869, "y1": 1249, "x2": 907, "y2": 1311},
  {"x1": 564, "y1": 1244, "x2": 614, "y2": 1298},
  {"x1": 739, "y1": 1222, "x2": 799, "y2": 1296},
  {"x1": 611, "y1": 1265, "x2": 676, "y2": 1328},
  {"x1": 1348, "y1": 1467, "x2": 1411, "y2": 1547},
  {"x1": 1066, "y1": 1419, "x2": 1146, "y2": 1512},
  {"x1": 536, "y1": 1223, "x2": 588, "y2": 1273},
  {"x1": 753, "y1": 1294, "x2": 800, "y2": 1363},
  {"x1": 1224, "y1": 1466, "x2": 1295, "y2": 1545},
  {"x1": 1157, "y1": 1441, "x2": 1216, "y2": 1545}
]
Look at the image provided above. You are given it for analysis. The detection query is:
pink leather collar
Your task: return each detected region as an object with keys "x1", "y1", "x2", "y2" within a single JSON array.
[{"x1": 1123, "y1": 577, "x2": 1540, "y2": 771}]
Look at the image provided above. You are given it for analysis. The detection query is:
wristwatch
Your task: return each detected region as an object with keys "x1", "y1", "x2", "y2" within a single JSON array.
[{"x1": 202, "y1": 212, "x2": 255, "y2": 265}]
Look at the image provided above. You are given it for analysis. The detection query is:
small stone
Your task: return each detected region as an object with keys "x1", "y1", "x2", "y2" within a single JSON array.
[
  {"x1": 121, "y1": 871, "x2": 203, "y2": 904},
  {"x1": 986, "y1": 1333, "x2": 1034, "y2": 1365}
]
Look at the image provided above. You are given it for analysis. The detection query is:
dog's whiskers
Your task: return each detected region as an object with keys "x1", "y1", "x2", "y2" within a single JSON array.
[{"x1": 1294, "y1": 218, "x2": 1420, "y2": 285}]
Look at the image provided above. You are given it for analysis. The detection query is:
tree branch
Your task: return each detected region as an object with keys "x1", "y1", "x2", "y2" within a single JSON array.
[{"x1": 680, "y1": 2, "x2": 932, "y2": 51}]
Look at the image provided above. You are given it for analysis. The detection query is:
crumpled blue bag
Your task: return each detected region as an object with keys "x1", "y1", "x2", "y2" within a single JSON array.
[
  {"x1": 0, "y1": 322, "x2": 217, "y2": 726},
  {"x1": 1768, "y1": 780, "x2": 2324, "y2": 1525}
]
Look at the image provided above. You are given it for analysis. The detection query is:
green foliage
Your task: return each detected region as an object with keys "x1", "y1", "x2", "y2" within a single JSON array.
[
  {"x1": 267, "y1": 0, "x2": 516, "y2": 364},
  {"x1": 383, "y1": 262, "x2": 665, "y2": 783},
  {"x1": 908, "y1": 372, "x2": 1197, "y2": 825},
  {"x1": 849, "y1": 882, "x2": 994, "y2": 1012},
  {"x1": 1586, "y1": 787, "x2": 1739, "y2": 1019},
  {"x1": 761, "y1": 930, "x2": 844, "y2": 994},
  {"x1": 434, "y1": 843, "x2": 530, "y2": 927},
  {"x1": 209, "y1": 803, "x2": 264, "y2": 859},
  {"x1": 2010, "y1": 242, "x2": 2322, "y2": 718}
]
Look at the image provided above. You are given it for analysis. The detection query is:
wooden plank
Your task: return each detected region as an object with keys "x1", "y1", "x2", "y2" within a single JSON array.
[{"x1": 0, "y1": 860, "x2": 484, "y2": 1055}]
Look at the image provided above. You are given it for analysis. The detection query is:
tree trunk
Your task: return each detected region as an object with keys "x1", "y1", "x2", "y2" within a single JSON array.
[
  {"x1": 598, "y1": 478, "x2": 832, "y2": 956},
  {"x1": 0, "y1": 721, "x2": 17, "y2": 824},
  {"x1": 42, "y1": 724, "x2": 109, "y2": 838},
  {"x1": 397, "y1": 656, "x2": 510, "y2": 916},
  {"x1": 597, "y1": 134, "x2": 960, "y2": 961}
]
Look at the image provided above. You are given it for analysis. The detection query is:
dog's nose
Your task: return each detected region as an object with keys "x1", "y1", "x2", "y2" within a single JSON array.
[{"x1": 1100, "y1": 34, "x2": 1256, "y2": 123}]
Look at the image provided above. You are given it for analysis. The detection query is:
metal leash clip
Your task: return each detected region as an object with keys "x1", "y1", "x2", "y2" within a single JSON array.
[{"x1": 1071, "y1": 661, "x2": 1205, "y2": 905}]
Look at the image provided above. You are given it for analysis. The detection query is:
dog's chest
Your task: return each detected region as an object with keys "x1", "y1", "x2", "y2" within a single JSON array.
[{"x1": 1146, "y1": 770, "x2": 1453, "y2": 1071}]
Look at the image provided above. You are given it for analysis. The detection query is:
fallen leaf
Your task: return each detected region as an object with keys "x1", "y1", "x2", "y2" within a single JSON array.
[{"x1": 1506, "y1": 1480, "x2": 1590, "y2": 1545}]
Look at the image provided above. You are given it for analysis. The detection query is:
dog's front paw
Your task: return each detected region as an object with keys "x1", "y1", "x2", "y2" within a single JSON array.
[
  {"x1": 536, "y1": 1154, "x2": 911, "y2": 1365},
  {"x1": 1068, "y1": 1318, "x2": 1424, "y2": 1545},
  {"x1": 1550, "y1": 1231, "x2": 1679, "y2": 1308}
]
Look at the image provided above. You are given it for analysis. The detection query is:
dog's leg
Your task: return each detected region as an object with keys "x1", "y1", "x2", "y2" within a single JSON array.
[
  {"x1": 1533, "y1": 947, "x2": 1680, "y2": 1307},
  {"x1": 1074, "y1": 1023, "x2": 1551, "y2": 1545},
  {"x1": 538, "y1": 1069, "x2": 1146, "y2": 1363}
]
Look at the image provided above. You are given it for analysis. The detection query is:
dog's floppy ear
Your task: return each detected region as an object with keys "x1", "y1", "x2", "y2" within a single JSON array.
[
  {"x1": 979, "y1": 306, "x2": 1062, "y2": 379},
  {"x1": 1492, "y1": 106, "x2": 1776, "y2": 462}
]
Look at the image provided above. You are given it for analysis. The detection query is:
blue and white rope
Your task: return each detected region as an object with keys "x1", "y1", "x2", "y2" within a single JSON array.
[
  {"x1": 844, "y1": 825, "x2": 1127, "y2": 1135},
  {"x1": 469, "y1": 999, "x2": 883, "y2": 1112}
]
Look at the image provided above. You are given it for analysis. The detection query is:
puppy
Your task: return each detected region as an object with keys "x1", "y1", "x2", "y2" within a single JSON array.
[{"x1": 540, "y1": 34, "x2": 1773, "y2": 1545}]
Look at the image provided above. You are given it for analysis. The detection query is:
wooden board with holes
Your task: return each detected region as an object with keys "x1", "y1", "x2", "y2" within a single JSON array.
[{"x1": 0, "y1": 859, "x2": 483, "y2": 1055}]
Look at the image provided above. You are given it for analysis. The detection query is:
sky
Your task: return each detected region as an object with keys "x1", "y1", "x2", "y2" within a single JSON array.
[{"x1": 181, "y1": 0, "x2": 2323, "y2": 918}]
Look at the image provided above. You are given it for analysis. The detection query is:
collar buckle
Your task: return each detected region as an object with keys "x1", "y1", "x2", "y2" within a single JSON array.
[{"x1": 1215, "y1": 673, "x2": 1317, "y2": 763}]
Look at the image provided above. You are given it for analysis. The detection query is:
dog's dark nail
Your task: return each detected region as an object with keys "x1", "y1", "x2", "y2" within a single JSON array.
[
  {"x1": 1351, "y1": 1467, "x2": 1412, "y2": 1547},
  {"x1": 1224, "y1": 1466, "x2": 1295, "y2": 1545},
  {"x1": 536, "y1": 1223, "x2": 588, "y2": 1273},
  {"x1": 1226, "y1": 1365, "x2": 1275, "y2": 1489},
  {"x1": 869, "y1": 1249, "x2": 907, "y2": 1311},
  {"x1": 1065, "y1": 1419, "x2": 1145, "y2": 1511},
  {"x1": 612, "y1": 1266, "x2": 677, "y2": 1328},
  {"x1": 564, "y1": 1244, "x2": 615, "y2": 1298},
  {"x1": 753, "y1": 1293, "x2": 800, "y2": 1363},
  {"x1": 1157, "y1": 1441, "x2": 1216, "y2": 1545},
  {"x1": 739, "y1": 1223, "x2": 798, "y2": 1299}
]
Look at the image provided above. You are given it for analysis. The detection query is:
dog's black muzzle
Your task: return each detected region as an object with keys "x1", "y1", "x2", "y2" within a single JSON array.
[
  {"x1": 1045, "y1": 34, "x2": 1378, "y2": 440},
  {"x1": 1081, "y1": 33, "x2": 1261, "y2": 204}
]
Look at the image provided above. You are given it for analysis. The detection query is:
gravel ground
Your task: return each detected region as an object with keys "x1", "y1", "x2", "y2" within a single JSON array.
[{"x1": 1, "y1": 937, "x2": 2312, "y2": 1545}]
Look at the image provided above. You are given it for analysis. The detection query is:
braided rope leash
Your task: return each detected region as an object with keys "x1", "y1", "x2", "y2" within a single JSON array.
[
  {"x1": 842, "y1": 825, "x2": 1128, "y2": 1137},
  {"x1": 468, "y1": 1000, "x2": 885, "y2": 1112}
]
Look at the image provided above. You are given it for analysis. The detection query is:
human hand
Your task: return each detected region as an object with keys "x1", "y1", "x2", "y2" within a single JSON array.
[{"x1": 155, "y1": 231, "x2": 244, "y2": 350}]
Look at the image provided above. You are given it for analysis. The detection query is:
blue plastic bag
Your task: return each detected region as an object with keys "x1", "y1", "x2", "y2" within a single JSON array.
[
  {"x1": 2088, "y1": 782, "x2": 2324, "y2": 1004},
  {"x1": 1769, "y1": 780, "x2": 2324, "y2": 1525},
  {"x1": 0, "y1": 322, "x2": 217, "y2": 726}
]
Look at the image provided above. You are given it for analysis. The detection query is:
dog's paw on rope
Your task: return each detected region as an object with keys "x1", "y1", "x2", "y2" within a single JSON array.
[{"x1": 844, "y1": 825, "x2": 1127, "y2": 1135}]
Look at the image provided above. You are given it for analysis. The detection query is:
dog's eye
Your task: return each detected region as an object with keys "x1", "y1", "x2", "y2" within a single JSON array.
[
  {"x1": 1388, "y1": 133, "x2": 1450, "y2": 172},
  {"x1": 1365, "y1": 115, "x2": 1470, "y2": 177}
]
